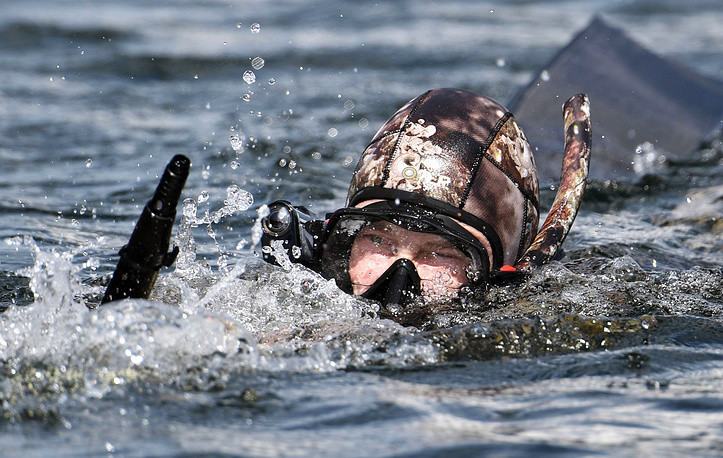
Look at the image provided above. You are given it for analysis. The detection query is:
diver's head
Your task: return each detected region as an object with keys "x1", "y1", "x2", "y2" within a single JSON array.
[{"x1": 320, "y1": 88, "x2": 540, "y2": 305}]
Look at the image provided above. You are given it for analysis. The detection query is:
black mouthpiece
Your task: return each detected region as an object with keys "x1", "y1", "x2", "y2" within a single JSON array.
[{"x1": 362, "y1": 258, "x2": 422, "y2": 307}]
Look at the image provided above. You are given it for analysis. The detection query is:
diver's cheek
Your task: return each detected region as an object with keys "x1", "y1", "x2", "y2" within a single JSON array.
[
  {"x1": 415, "y1": 264, "x2": 468, "y2": 298},
  {"x1": 416, "y1": 261, "x2": 468, "y2": 286}
]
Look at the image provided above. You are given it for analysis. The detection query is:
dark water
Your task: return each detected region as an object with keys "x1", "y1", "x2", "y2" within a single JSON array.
[{"x1": 1, "y1": 0, "x2": 722, "y2": 456}]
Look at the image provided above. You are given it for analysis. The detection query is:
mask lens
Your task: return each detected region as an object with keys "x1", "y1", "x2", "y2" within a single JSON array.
[
  {"x1": 349, "y1": 220, "x2": 471, "y2": 298},
  {"x1": 320, "y1": 212, "x2": 486, "y2": 301}
]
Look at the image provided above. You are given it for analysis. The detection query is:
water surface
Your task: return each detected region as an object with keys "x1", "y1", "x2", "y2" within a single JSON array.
[{"x1": 1, "y1": 0, "x2": 721, "y2": 455}]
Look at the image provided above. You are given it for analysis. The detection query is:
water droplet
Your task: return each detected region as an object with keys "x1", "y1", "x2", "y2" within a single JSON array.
[
  {"x1": 197, "y1": 190, "x2": 210, "y2": 203},
  {"x1": 278, "y1": 158, "x2": 287, "y2": 167},
  {"x1": 230, "y1": 134, "x2": 245, "y2": 152},
  {"x1": 540, "y1": 70, "x2": 550, "y2": 82},
  {"x1": 183, "y1": 198, "x2": 198, "y2": 219},
  {"x1": 243, "y1": 70, "x2": 256, "y2": 84},
  {"x1": 225, "y1": 184, "x2": 254, "y2": 211},
  {"x1": 236, "y1": 23, "x2": 242, "y2": 29},
  {"x1": 194, "y1": 74, "x2": 199, "y2": 79},
  {"x1": 358, "y1": 118, "x2": 369, "y2": 128},
  {"x1": 344, "y1": 100, "x2": 355, "y2": 111},
  {"x1": 342, "y1": 156, "x2": 353, "y2": 167},
  {"x1": 268, "y1": 77, "x2": 276, "y2": 85},
  {"x1": 288, "y1": 160, "x2": 297, "y2": 169},
  {"x1": 311, "y1": 151, "x2": 321, "y2": 160},
  {"x1": 230, "y1": 161, "x2": 239, "y2": 169},
  {"x1": 250, "y1": 23, "x2": 261, "y2": 33},
  {"x1": 242, "y1": 93, "x2": 251, "y2": 101},
  {"x1": 496, "y1": 57, "x2": 506, "y2": 67},
  {"x1": 251, "y1": 56, "x2": 265, "y2": 70},
  {"x1": 328, "y1": 127, "x2": 338, "y2": 137},
  {"x1": 291, "y1": 245, "x2": 301, "y2": 259}
]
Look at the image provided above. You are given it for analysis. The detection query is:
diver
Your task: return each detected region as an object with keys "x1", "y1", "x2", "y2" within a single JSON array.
[
  {"x1": 100, "y1": 88, "x2": 590, "y2": 317},
  {"x1": 261, "y1": 88, "x2": 592, "y2": 313}
]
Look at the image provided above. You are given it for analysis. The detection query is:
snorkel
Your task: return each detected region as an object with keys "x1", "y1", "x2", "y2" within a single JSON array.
[{"x1": 515, "y1": 94, "x2": 591, "y2": 271}]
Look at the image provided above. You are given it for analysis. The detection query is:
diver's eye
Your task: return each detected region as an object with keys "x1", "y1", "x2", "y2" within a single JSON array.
[
  {"x1": 358, "y1": 232, "x2": 398, "y2": 256},
  {"x1": 430, "y1": 250, "x2": 460, "y2": 259},
  {"x1": 368, "y1": 234, "x2": 387, "y2": 246}
]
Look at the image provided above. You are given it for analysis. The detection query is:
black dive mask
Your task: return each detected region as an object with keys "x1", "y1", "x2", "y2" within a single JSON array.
[
  {"x1": 319, "y1": 201, "x2": 491, "y2": 297},
  {"x1": 360, "y1": 258, "x2": 422, "y2": 308},
  {"x1": 260, "y1": 199, "x2": 492, "y2": 304}
]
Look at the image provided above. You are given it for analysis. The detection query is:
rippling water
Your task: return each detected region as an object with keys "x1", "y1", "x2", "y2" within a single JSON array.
[{"x1": 1, "y1": 0, "x2": 721, "y2": 456}]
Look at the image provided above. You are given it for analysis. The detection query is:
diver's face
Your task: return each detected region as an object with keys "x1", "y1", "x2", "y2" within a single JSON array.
[{"x1": 348, "y1": 220, "x2": 471, "y2": 299}]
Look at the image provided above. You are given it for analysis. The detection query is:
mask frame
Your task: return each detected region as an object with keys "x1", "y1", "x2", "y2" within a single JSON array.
[{"x1": 319, "y1": 200, "x2": 491, "y2": 298}]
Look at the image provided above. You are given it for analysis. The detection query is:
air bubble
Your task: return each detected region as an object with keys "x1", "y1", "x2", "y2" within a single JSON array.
[
  {"x1": 268, "y1": 78, "x2": 276, "y2": 85},
  {"x1": 540, "y1": 70, "x2": 550, "y2": 82},
  {"x1": 496, "y1": 57, "x2": 506, "y2": 67},
  {"x1": 85, "y1": 159, "x2": 93, "y2": 168},
  {"x1": 243, "y1": 70, "x2": 256, "y2": 84},
  {"x1": 250, "y1": 23, "x2": 261, "y2": 33},
  {"x1": 242, "y1": 93, "x2": 251, "y2": 101}
]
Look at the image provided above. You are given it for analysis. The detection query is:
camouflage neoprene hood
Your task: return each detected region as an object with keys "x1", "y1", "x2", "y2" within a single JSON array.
[{"x1": 347, "y1": 88, "x2": 540, "y2": 270}]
